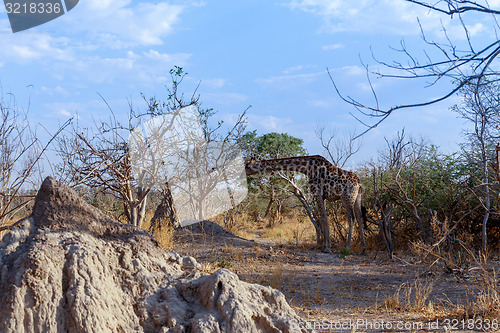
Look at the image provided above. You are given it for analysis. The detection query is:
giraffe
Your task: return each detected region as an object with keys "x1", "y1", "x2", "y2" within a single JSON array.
[{"x1": 245, "y1": 155, "x2": 366, "y2": 253}]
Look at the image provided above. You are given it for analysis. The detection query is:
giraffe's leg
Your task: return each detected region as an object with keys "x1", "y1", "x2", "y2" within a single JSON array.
[
  {"x1": 355, "y1": 191, "x2": 366, "y2": 254},
  {"x1": 316, "y1": 196, "x2": 331, "y2": 253},
  {"x1": 345, "y1": 205, "x2": 354, "y2": 251}
]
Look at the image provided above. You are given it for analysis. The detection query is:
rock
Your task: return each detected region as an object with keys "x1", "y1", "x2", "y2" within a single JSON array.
[{"x1": 0, "y1": 177, "x2": 309, "y2": 332}]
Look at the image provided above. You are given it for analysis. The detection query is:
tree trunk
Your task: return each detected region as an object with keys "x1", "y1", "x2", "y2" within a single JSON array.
[
  {"x1": 264, "y1": 191, "x2": 274, "y2": 218},
  {"x1": 137, "y1": 187, "x2": 148, "y2": 228},
  {"x1": 482, "y1": 150, "x2": 490, "y2": 251},
  {"x1": 291, "y1": 189, "x2": 322, "y2": 245},
  {"x1": 316, "y1": 195, "x2": 331, "y2": 252},
  {"x1": 125, "y1": 187, "x2": 149, "y2": 228},
  {"x1": 150, "y1": 184, "x2": 178, "y2": 233},
  {"x1": 374, "y1": 203, "x2": 393, "y2": 259}
]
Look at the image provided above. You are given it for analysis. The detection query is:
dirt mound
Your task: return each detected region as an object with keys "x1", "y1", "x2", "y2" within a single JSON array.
[
  {"x1": 175, "y1": 220, "x2": 256, "y2": 250},
  {"x1": 178, "y1": 220, "x2": 250, "y2": 241},
  {"x1": 180, "y1": 220, "x2": 235, "y2": 237},
  {"x1": 0, "y1": 177, "x2": 308, "y2": 333}
]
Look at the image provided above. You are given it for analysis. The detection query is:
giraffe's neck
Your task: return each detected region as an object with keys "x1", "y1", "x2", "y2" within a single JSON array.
[{"x1": 246, "y1": 156, "x2": 314, "y2": 176}]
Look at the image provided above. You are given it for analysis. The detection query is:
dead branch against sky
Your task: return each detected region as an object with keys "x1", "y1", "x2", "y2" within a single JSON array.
[{"x1": 330, "y1": 0, "x2": 500, "y2": 138}]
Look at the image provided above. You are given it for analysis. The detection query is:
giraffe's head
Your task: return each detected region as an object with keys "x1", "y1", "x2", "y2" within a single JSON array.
[{"x1": 245, "y1": 158, "x2": 259, "y2": 176}]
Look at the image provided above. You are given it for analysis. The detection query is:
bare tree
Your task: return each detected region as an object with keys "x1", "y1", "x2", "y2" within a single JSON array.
[
  {"x1": 384, "y1": 131, "x2": 434, "y2": 239},
  {"x1": 57, "y1": 67, "x2": 249, "y2": 229},
  {"x1": 0, "y1": 99, "x2": 38, "y2": 224},
  {"x1": 56, "y1": 107, "x2": 149, "y2": 227},
  {"x1": 361, "y1": 130, "x2": 437, "y2": 254},
  {"x1": 329, "y1": 0, "x2": 500, "y2": 136},
  {"x1": 315, "y1": 126, "x2": 362, "y2": 168},
  {"x1": 165, "y1": 113, "x2": 248, "y2": 224},
  {"x1": 55, "y1": 67, "x2": 196, "y2": 228},
  {"x1": 143, "y1": 70, "x2": 249, "y2": 228},
  {"x1": 452, "y1": 80, "x2": 500, "y2": 250},
  {"x1": 274, "y1": 170, "x2": 324, "y2": 244},
  {"x1": 0, "y1": 93, "x2": 69, "y2": 227}
]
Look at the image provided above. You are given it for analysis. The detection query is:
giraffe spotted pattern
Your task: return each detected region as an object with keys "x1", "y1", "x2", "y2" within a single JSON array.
[{"x1": 246, "y1": 155, "x2": 366, "y2": 253}]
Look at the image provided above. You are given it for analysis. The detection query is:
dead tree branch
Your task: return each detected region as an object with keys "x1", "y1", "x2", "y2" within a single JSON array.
[{"x1": 329, "y1": 0, "x2": 500, "y2": 137}]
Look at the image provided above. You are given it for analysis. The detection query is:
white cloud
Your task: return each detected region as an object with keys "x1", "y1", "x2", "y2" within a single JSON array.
[
  {"x1": 201, "y1": 78, "x2": 227, "y2": 89},
  {"x1": 489, "y1": 0, "x2": 500, "y2": 7},
  {"x1": 248, "y1": 114, "x2": 293, "y2": 132},
  {"x1": 445, "y1": 22, "x2": 486, "y2": 41},
  {"x1": 1, "y1": 1, "x2": 189, "y2": 51},
  {"x1": 308, "y1": 99, "x2": 333, "y2": 108},
  {"x1": 288, "y1": 0, "x2": 344, "y2": 16},
  {"x1": 43, "y1": 101, "x2": 84, "y2": 117},
  {"x1": 51, "y1": 50, "x2": 191, "y2": 85},
  {"x1": 142, "y1": 49, "x2": 190, "y2": 64},
  {"x1": 84, "y1": 0, "x2": 131, "y2": 12},
  {"x1": 282, "y1": 65, "x2": 315, "y2": 74},
  {"x1": 0, "y1": 1, "x2": 199, "y2": 90},
  {"x1": 61, "y1": 1, "x2": 186, "y2": 47},
  {"x1": 256, "y1": 71, "x2": 323, "y2": 88},
  {"x1": 322, "y1": 43, "x2": 344, "y2": 50},
  {"x1": 0, "y1": 31, "x2": 73, "y2": 64},
  {"x1": 203, "y1": 92, "x2": 248, "y2": 105},
  {"x1": 4, "y1": 36, "x2": 190, "y2": 86},
  {"x1": 40, "y1": 86, "x2": 70, "y2": 96},
  {"x1": 10, "y1": 45, "x2": 39, "y2": 60},
  {"x1": 286, "y1": 0, "x2": 488, "y2": 38},
  {"x1": 339, "y1": 65, "x2": 365, "y2": 76},
  {"x1": 59, "y1": 109, "x2": 71, "y2": 116}
]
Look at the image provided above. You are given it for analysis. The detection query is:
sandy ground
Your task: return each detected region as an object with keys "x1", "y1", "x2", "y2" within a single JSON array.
[{"x1": 173, "y1": 221, "x2": 492, "y2": 333}]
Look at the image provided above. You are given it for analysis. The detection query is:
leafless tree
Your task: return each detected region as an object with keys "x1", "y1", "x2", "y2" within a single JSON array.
[
  {"x1": 378, "y1": 129, "x2": 429, "y2": 169},
  {"x1": 452, "y1": 80, "x2": 500, "y2": 250},
  {"x1": 329, "y1": 0, "x2": 500, "y2": 136},
  {"x1": 361, "y1": 130, "x2": 435, "y2": 254},
  {"x1": 315, "y1": 126, "x2": 362, "y2": 168},
  {"x1": 57, "y1": 67, "x2": 249, "y2": 229},
  {"x1": 55, "y1": 68, "x2": 196, "y2": 228},
  {"x1": 273, "y1": 170, "x2": 324, "y2": 244},
  {"x1": 0, "y1": 93, "x2": 69, "y2": 227},
  {"x1": 145, "y1": 68, "x2": 249, "y2": 229},
  {"x1": 383, "y1": 131, "x2": 434, "y2": 238},
  {"x1": 166, "y1": 113, "x2": 248, "y2": 224},
  {"x1": 56, "y1": 106, "x2": 149, "y2": 227},
  {"x1": 0, "y1": 99, "x2": 38, "y2": 225}
]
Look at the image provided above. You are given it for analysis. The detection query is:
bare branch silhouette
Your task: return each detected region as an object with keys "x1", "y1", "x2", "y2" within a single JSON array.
[{"x1": 329, "y1": 0, "x2": 500, "y2": 138}]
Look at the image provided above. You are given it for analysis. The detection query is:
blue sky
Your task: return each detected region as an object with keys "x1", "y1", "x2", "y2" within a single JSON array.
[{"x1": 1, "y1": 0, "x2": 498, "y2": 167}]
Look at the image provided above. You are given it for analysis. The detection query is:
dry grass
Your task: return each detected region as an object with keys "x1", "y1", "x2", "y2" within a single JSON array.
[
  {"x1": 392, "y1": 240, "x2": 500, "y2": 322},
  {"x1": 140, "y1": 213, "x2": 174, "y2": 250},
  {"x1": 466, "y1": 265, "x2": 500, "y2": 320},
  {"x1": 0, "y1": 217, "x2": 25, "y2": 242},
  {"x1": 260, "y1": 218, "x2": 316, "y2": 246},
  {"x1": 269, "y1": 262, "x2": 285, "y2": 289},
  {"x1": 152, "y1": 226, "x2": 174, "y2": 250},
  {"x1": 0, "y1": 229, "x2": 8, "y2": 242},
  {"x1": 378, "y1": 278, "x2": 435, "y2": 314}
]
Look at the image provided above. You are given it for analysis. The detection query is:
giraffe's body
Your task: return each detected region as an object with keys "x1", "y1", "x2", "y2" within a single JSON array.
[{"x1": 246, "y1": 155, "x2": 366, "y2": 253}]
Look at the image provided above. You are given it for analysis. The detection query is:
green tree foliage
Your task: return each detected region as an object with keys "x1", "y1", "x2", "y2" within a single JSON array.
[
  {"x1": 240, "y1": 131, "x2": 306, "y2": 159},
  {"x1": 360, "y1": 131, "x2": 499, "y2": 251},
  {"x1": 451, "y1": 81, "x2": 500, "y2": 250},
  {"x1": 254, "y1": 132, "x2": 306, "y2": 159},
  {"x1": 242, "y1": 131, "x2": 307, "y2": 225}
]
